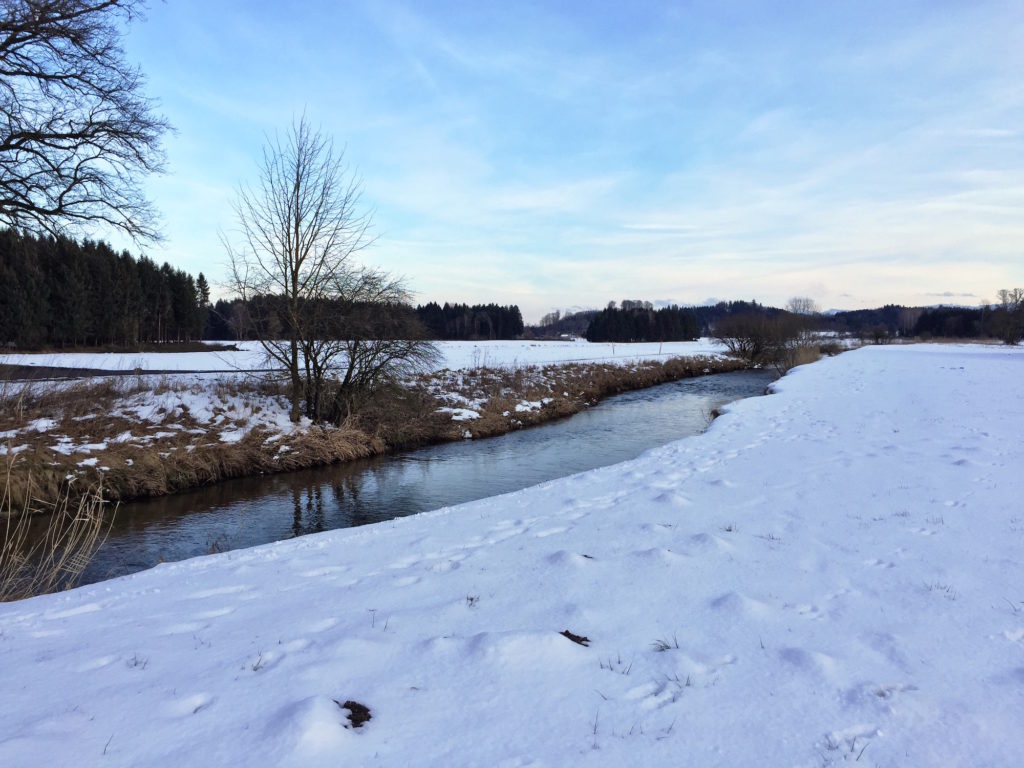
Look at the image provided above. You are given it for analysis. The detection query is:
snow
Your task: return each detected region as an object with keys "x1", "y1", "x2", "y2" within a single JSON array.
[
  {"x1": 1, "y1": 344, "x2": 1022, "y2": 766},
  {"x1": 218, "y1": 428, "x2": 247, "y2": 444},
  {"x1": 1, "y1": 338, "x2": 728, "y2": 374},
  {"x1": 0, "y1": 344, "x2": 261, "y2": 372},
  {"x1": 438, "y1": 407, "x2": 482, "y2": 421},
  {"x1": 514, "y1": 397, "x2": 553, "y2": 412}
]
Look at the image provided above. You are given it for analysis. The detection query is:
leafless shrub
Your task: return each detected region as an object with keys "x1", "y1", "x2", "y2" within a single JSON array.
[
  {"x1": 713, "y1": 313, "x2": 824, "y2": 373},
  {"x1": 712, "y1": 314, "x2": 791, "y2": 365}
]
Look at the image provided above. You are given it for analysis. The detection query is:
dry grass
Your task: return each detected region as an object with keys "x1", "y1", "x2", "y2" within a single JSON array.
[
  {"x1": 1, "y1": 465, "x2": 113, "y2": 602},
  {"x1": 774, "y1": 343, "x2": 823, "y2": 374},
  {"x1": 416, "y1": 355, "x2": 750, "y2": 441}
]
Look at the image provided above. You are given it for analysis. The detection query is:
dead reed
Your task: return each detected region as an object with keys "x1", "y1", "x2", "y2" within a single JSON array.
[{"x1": 1, "y1": 464, "x2": 113, "y2": 602}]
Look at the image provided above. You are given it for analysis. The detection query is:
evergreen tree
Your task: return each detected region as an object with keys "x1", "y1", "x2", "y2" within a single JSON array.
[{"x1": 0, "y1": 228, "x2": 208, "y2": 349}]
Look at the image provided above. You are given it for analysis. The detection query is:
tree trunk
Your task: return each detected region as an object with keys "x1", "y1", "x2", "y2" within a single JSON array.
[{"x1": 289, "y1": 337, "x2": 301, "y2": 423}]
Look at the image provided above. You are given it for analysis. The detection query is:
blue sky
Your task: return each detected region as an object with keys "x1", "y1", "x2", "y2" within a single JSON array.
[{"x1": 121, "y1": 0, "x2": 1024, "y2": 321}]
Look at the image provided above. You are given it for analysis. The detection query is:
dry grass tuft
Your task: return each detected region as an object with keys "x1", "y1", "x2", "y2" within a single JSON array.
[
  {"x1": 1, "y1": 464, "x2": 113, "y2": 602},
  {"x1": 774, "y1": 343, "x2": 822, "y2": 374}
]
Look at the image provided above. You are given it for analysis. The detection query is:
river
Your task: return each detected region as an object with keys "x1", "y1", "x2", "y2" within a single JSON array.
[{"x1": 80, "y1": 369, "x2": 775, "y2": 584}]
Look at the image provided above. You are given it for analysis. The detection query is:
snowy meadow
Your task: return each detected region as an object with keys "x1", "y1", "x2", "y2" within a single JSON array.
[
  {"x1": 1, "y1": 343, "x2": 1022, "y2": 766},
  {"x1": 0, "y1": 338, "x2": 727, "y2": 375}
]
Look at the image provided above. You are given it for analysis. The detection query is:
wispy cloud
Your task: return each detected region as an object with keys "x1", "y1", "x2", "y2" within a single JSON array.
[{"x1": 114, "y1": 0, "x2": 1024, "y2": 321}]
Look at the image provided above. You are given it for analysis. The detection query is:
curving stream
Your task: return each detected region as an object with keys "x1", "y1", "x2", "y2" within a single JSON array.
[{"x1": 81, "y1": 369, "x2": 775, "y2": 585}]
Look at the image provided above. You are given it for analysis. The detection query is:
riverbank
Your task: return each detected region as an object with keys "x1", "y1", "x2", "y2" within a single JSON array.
[
  {"x1": 1, "y1": 350, "x2": 749, "y2": 510},
  {"x1": 2, "y1": 344, "x2": 1021, "y2": 766}
]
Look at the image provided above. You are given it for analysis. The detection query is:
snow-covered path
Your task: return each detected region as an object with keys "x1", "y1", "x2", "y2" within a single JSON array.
[{"x1": 2, "y1": 344, "x2": 1022, "y2": 766}]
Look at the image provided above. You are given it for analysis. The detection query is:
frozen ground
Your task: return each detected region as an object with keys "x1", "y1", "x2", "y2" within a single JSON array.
[
  {"x1": 0, "y1": 338, "x2": 726, "y2": 373},
  {"x1": 1, "y1": 344, "x2": 1022, "y2": 766}
]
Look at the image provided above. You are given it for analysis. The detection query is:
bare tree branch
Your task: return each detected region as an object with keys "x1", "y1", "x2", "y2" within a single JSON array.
[{"x1": 0, "y1": 0, "x2": 169, "y2": 242}]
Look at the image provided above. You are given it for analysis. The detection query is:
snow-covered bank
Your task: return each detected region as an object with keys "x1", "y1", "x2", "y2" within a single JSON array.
[
  {"x1": 2, "y1": 344, "x2": 1022, "y2": 766},
  {"x1": 0, "y1": 338, "x2": 726, "y2": 373},
  {"x1": 0, "y1": 353, "x2": 742, "y2": 502}
]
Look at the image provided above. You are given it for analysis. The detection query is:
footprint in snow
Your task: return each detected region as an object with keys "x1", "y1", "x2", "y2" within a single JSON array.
[
  {"x1": 298, "y1": 565, "x2": 350, "y2": 579},
  {"x1": 304, "y1": 618, "x2": 338, "y2": 634},
  {"x1": 44, "y1": 602, "x2": 102, "y2": 620},
  {"x1": 545, "y1": 550, "x2": 593, "y2": 567},
  {"x1": 777, "y1": 647, "x2": 837, "y2": 678},
  {"x1": 427, "y1": 559, "x2": 461, "y2": 573},
  {"x1": 79, "y1": 654, "x2": 119, "y2": 672},
  {"x1": 387, "y1": 555, "x2": 422, "y2": 570},
  {"x1": 163, "y1": 693, "x2": 215, "y2": 718},
  {"x1": 821, "y1": 723, "x2": 879, "y2": 757},
  {"x1": 249, "y1": 648, "x2": 285, "y2": 673},
  {"x1": 631, "y1": 547, "x2": 688, "y2": 565},
  {"x1": 843, "y1": 682, "x2": 917, "y2": 710},
  {"x1": 158, "y1": 621, "x2": 208, "y2": 636},
  {"x1": 784, "y1": 602, "x2": 823, "y2": 620},
  {"x1": 189, "y1": 585, "x2": 251, "y2": 600},
  {"x1": 708, "y1": 591, "x2": 770, "y2": 617},
  {"x1": 29, "y1": 629, "x2": 65, "y2": 639},
  {"x1": 483, "y1": 528, "x2": 526, "y2": 545},
  {"x1": 864, "y1": 558, "x2": 896, "y2": 569},
  {"x1": 637, "y1": 680, "x2": 680, "y2": 711},
  {"x1": 688, "y1": 532, "x2": 733, "y2": 552},
  {"x1": 193, "y1": 606, "x2": 236, "y2": 619},
  {"x1": 651, "y1": 490, "x2": 692, "y2": 507}
]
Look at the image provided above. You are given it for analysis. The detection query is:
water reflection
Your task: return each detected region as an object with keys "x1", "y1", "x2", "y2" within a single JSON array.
[{"x1": 83, "y1": 370, "x2": 774, "y2": 584}]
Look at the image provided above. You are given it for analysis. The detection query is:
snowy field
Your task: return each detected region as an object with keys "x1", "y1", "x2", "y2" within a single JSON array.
[
  {"x1": 0, "y1": 338, "x2": 726, "y2": 374},
  {"x1": 2, "y1": 344, "x2": 1022, "y2": 766}
]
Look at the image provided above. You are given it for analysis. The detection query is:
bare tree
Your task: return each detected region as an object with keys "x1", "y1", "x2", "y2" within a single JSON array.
[
  {"x1": 539, "y1": 309, "x2": 561, "y2": 327},
  {"x1": 226, "y1": 116, "x2": 436, "y2": 423},
  {"x1": 786, "y1": 296, "x2": 820, "y2": 315},
  {"x1": 996, "y1": 288, "x2": 1023, "y2": 311},
  {"x1": 992, "y1": 287, "x2": 1024, "y2": 345},
  {"x1": 0, "y1": 1, "x2": 170, "y2": 241}
]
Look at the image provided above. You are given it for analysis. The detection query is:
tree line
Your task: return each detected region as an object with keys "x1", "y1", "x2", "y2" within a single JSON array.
[
  {"x1": 0, "y1": 229, "x2": 209, "y2": 348},
  {"x1": 824, "y1": 299, "x2": 1023, "y2": 344},
  {"x1": 585, "y1": 304, "x2": 700, "y2": 343},
  {"x1": 203, "y1": 298, "x2": 526, "y2": 344},
  {"x1": 415, "y1": 302, "x2": 524, "y2": 340}
]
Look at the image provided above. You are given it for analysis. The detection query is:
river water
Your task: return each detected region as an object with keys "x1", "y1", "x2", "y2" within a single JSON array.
[{"x1": 81, "y1": 369, "x2": 775, "y2": 585}]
